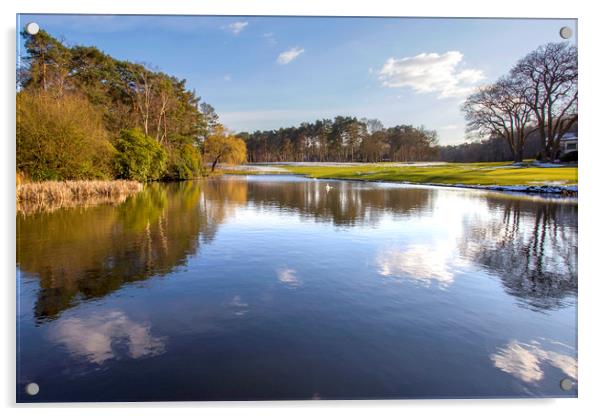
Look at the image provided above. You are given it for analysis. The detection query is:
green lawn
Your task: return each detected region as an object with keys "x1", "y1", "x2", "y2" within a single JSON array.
[{"x1": 270, "y1": 162, "x2": 578, "y2": 186}]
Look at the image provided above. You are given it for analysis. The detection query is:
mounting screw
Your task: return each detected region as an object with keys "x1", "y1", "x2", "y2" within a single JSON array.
[
  {"x1": 559, "y1": 26, "x2": 573, "y2": 39},
  {"x1": 559, "y1": 378, "x2": 574, "y2": 391},
  {"x1": 25, "y1": 382, "x2": 39, "y2": 396},
  {"x1": 25, "y1": 22, "x2": 40, "y2": 35}
]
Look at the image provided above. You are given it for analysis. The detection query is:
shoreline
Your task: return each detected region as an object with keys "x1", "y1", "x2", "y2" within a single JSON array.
[
  {"x1": 219, "y1": 160, "x2": 578, "y2": 196},
  {"x1": 220, "y1": 171, "x2": 578, "y2": 196},
  {"x1": 366, "y1": 179, "x2": 578, "y2": 196},
  {"x1": 15, "y1": 170, "x2": 578, "y2": 216},
  {"x1": 222, "y1": 171, "x2": 579, "y2": 198}
]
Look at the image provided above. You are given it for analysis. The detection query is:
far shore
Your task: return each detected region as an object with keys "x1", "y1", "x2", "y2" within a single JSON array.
[
  {"x1": 16, "y1": 159, "x2": 578, "y2": 215},
  {"x1": 218, "y1": 160, "x2": 578, "y2": 196}
]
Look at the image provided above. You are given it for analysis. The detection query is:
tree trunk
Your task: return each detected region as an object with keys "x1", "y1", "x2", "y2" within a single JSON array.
[
  {"x1": 514, "y1": 148, "x2": 523, "y2": 163},
  {"x1": 211, "y1": 157, "x2": 220, "y2": 172},
  {"x1": 537, "y1": 123, "x2": 550, "y2": 161}
]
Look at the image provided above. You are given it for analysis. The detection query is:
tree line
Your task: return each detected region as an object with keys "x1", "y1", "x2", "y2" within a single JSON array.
[
  {"x1": 17, "y1": 30, "x2": 245, "y2": 182},
  {"x1": 240, "y1": 43, "x2": 577, "y2": 165},
  {"x1": 239, "y1": 116, "x2": 439, "y2": 163},
  {"x1": 462, "y1": 42, "x2": 577, "y2": 163},
  {"x1": 17, "y1": 31, "x2": 577, "y2": 176}
]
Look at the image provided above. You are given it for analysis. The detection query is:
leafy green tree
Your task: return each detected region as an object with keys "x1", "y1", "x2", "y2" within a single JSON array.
[
  {"x1": 17, "y1": 91, "x2": 115, "y2": 180},
  {"x1": 19, "y1": 30, "x2": 211, "y2": 181},
  {"x1": 20, "y1": 29, "x2": 72, "y2": 95},
  {"x1": 114, "y1": 129, "x2": 167, "y2": 181},
  {"x1": 199, "y1": 102, "x2": 220, "y2": 141},
  {"x1": 164, "y1": 135, "x2": 204, "y2": 180}
]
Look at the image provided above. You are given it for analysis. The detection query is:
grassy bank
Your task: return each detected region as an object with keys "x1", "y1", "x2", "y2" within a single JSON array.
[
  {"x1": 17, "y1": 180, "x2": 143, "y2": 214},
  {"x1": 224, "y1": 162, "x2": 577, "y2": 186},
  {"x1": 263, "y1": 162, "x2": 578, "y2": 187}
]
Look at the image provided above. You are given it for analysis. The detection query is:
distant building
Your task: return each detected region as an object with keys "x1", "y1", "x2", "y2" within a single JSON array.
[{"x1": 559, "y1": 132, "x2": 578, "y2": 156}]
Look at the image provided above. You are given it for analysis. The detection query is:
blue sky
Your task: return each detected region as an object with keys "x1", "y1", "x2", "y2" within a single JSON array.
[{"x1": 18, "y1": 15, "x2": 576, "y2": 144}]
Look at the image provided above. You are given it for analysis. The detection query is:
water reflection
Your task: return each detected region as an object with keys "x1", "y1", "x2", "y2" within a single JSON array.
[
  {"x1": 228, "y1": 295, "x2": 249, "y2": 316},
  {"x1": 16, "y1": 176, "x2": 578, "y2": 401},
  {"x1": 17, "y1": 177, "x2": 577, "y2": 323},
  {"x1": 17, "y1": 181, "x2": 239, "y2": 322},
  {"x1": 17, "y1": 177, "x2": 436, "y2": 321},
  {"x1": 459, "y1": 195, "x2": 577, "y2": 310},
  {"x1": 276, "y1": 267, "x2": 301, "y2": 287},
  {"x1": 49, "y1": 310, "x2": 166, "y2": 364},
  {"x1": 376, "y1": 244, "x2": 463, "y2": 288},
  {"x1": 490, "y1": 339, "x2": 577, "y2": 384},
  {"x1": 244, "y1": 177, "x2": 434, "y2": 226}
]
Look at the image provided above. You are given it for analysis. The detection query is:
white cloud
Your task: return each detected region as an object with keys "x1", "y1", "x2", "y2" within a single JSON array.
[
  {"x1": 223, "y1": 74, "x2": 232, "y2": 81},
  {"x1": 225, "y1": 21, "x2": 248, "y2": 35},
  {"x1": 378, "y1": 51, "x2": 484, "y2": 98},
  {"x1": 277, "y1": 47, "x2": 305, "y2": 65}
]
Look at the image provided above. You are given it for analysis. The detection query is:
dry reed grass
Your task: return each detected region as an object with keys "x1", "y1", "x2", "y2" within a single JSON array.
[{"x1": 17, "y1": 180, "x2": 143, "y2": 214}]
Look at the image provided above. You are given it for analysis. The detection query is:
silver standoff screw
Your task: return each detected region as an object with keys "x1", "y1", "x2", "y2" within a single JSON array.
[{"x1": 25, "y1": 22, "x2": 40, "y2": 35}]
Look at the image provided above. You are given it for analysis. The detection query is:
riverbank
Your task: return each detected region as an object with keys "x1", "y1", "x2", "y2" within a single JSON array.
[
  {"x1": 220, "y1": 161, "x2": 578, "y2": 195},
  {"x1": 17, "y1": 180, "x2": 143, "y2": 214}
]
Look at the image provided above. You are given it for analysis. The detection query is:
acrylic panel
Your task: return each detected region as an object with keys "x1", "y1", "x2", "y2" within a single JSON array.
[{"x1": 16, "y1": 14, "x2": 578, "y2": 402}]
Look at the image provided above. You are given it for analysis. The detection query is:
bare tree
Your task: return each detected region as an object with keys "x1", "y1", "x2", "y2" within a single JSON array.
[
  {"x1": 133, "y1": 69, "x2": 154, "y2": 137},
  {"x1": 463, "y1": 77, "x2": 535, "y2": 163},
  {"x1": 511, "y1": 42, "x2": 578, "y2": 160},
  {"x1": 154, "y1": 77, "x2": 173, "y2": 144},
  {"x1": 361, "y1": 118, "x2": 385, "y2": 135}
]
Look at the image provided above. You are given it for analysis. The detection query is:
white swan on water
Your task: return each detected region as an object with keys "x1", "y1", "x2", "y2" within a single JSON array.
[{"x1": 325, "y1": 184, "x2": 332, "y2": 192}]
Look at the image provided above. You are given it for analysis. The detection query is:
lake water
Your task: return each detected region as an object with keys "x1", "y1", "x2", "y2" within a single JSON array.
[{"x1": 16, "y1": 175, "x2": 578, "y2": 402}]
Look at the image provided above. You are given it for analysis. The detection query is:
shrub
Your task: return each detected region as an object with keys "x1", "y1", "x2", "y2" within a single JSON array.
[
  {"x1": 114, "y1": 129, "x2": 167, "y2": 181},
  {"x1": 17, "y1": 91, "x2": 115, "y2": 180},
  {"x1": 163, "y1": 136, "x2": 204, "y2": 180}
]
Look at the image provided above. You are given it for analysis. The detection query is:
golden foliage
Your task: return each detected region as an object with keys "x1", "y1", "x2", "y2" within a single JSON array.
[{"x1": 204, "y1": 125, "x2": 247, "y2": 169}]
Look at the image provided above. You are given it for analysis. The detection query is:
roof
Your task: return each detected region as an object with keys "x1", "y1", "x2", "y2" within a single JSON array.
[{"x1": 559, "y1": 132, "x2": 578, "y2": 141}]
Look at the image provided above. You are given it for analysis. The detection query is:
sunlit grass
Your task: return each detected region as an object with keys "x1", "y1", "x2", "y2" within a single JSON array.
[{"x1": 275, "y1": 162, "x2": 578, "y2": 186}]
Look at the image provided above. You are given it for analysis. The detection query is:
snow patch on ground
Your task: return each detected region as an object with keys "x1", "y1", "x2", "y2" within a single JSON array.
[
  {"x1": 483, "y1": 162, "x2": 575, "y2": 170},
  {"x1": 220, "y1": 164, "x2": 288, "y2": 173},
  {"x1": 431, "y1": 183, "x2": 577, "y2": 195},
  {"x1": 528, "y1": 180, "x2": 569, "y2": 186},
  {"x1": 530, "y1": 161, "x2": 577, "y2": 168}
]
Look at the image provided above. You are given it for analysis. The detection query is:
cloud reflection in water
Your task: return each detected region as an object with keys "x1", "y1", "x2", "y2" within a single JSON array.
[
  {"x1": 277, "y1": 267, "x2": 301, "y2": 287},
  {"x1": 490, "y1": 339, "x2": 577, "y2": 383},
  {"x1": 376, "y1": 244, "x2": 463, "y2": 287},
  {"x1": 50, "y1": 310, "x2": 167, "y2": 364},
  {"x1": 229, "y1": 295, "x2": 250, "y2": 316}
]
